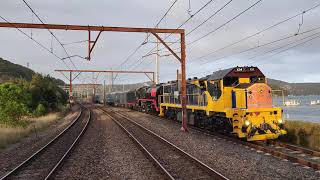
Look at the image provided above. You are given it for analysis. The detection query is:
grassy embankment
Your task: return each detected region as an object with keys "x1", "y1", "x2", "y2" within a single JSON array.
[
  {"x1": 280, "y1": 120, "x2": 320, "y2": 151},
  {"x1": 0, "y1": 111, "x2": 66, "y2": 149}
]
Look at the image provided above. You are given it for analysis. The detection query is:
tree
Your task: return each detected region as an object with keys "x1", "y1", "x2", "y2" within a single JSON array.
[{"x1": 0, "y1": 83, "x2": 28, "y2": 126}]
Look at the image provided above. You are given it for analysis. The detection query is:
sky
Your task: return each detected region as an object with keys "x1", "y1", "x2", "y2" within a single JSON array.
[{"x1": 0, "y1": 0, "x2": 320, "y2": 84}]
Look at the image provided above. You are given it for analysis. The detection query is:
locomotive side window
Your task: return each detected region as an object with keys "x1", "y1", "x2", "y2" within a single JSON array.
[
  {"x1": 223, "y1": 76, "x2": 239, "y2": 87},
  {"x1": 250, "y1": 76, "x2": 265, "y2": 83},
  {"x1": 207, "y1": 80, "x2": 222, "y2": 100}
]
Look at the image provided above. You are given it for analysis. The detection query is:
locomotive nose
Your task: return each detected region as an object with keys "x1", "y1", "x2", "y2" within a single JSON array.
[{"x1": 246, "y1": 83, "x2": 273, "y2": 109}]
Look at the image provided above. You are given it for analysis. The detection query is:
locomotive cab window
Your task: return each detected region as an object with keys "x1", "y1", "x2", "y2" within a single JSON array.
[
  {"x1": 250, "y1": 76, "x2": 265, "y2": 83},
  {"x1": 207, "y1": 80, "x2": 222, "y2": 100},
  {"x1": 223, "y1": 76, "x2": 239, "y2": 87}
]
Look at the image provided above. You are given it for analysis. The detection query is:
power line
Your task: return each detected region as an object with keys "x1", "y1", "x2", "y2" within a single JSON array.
[
  {"x1": 124, "y1": 0, "x2": 217, "y2": 75},
  {"x1": 193, "y1": 3, "x2": 320, "y2": 62},
  {"x1": 143, "y1": 0, "x2": 218, "y2": 57},
  {"x1": 21, "y1": 0, "x2": 84, "y2": 81},
  {"x1": 252, "y1": 34, "x2": 320, "y2": 66},
  {"x1": 197, "y1": 25, "x2": 320, "y2": 67},
  {"x1": 131, "y1": 0, "x2": 260, "y2": 78},
  {"x1": 114, "y1": 0, "x2": 179, "y2": 70},
  {"x1": 0, "y1": 15, "x2": 72, "y2": 70},
  {"x1": 189, "y1": 27, "x2": 320, "y2": 75},
  {"x1": 114, "y1": 0, "x2": 181, "y2": 81},
  {"x1": 161, "y1": 0, "x2": 216, "y2": 41},
  {"x1": 248, "y1": 30, "x2": 320, "y2": 61},
  {"x1": 188, "y1": 29, "x2": 320, "y2": 77},
  {"x1": 188, "y1": 0, "x2": 263, "y2": 45},
  {"x1": 186, "y1": 0, "x2": 233, "y2": 36},
  {"x1": 157, "y1": 0, "x2": 261, "y2": 56}
]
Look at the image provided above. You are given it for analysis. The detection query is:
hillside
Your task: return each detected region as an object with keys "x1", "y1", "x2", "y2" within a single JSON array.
[
  {"x1": 106, "y1": 79, "x2": 320, "y2": 96},
  {"x1": 1, "y1": 57, "x2": 320, "y2": 95},
  {"x1": 267, "y1": 79, "x2": 320, "y2": 96},
  {"x1": 0, "y1": 58, "x2": 35, "y2": 82},
  {"x1": 0, "y1": 58, "x2": 65, "y2": 85}
]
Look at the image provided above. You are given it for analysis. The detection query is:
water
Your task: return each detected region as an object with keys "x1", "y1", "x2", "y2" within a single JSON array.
[{"x1": 274, "y1": 95, "x2": 320, "y2": 123}]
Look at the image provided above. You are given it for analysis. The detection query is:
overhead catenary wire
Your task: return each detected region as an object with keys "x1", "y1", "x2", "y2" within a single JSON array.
[
  {"x1": 21, "y1": 0, "x2": 84, "y2": 82},
  {"x1": 114, "y1": 0, "x2": 179, "y2": 71},
  {"x1": 187, "y1": 0, "x2": 263, "y2": 45},
  {"x1": 122, "y1": 0, "x2": 217, "y2": 76},
  {"x1": 0, "y1": 15, "x2": 72, "y2": 70},
  {"x1": 196, "y1": 25, "x2": 320, "y2": 67},
  {"x1": 187, "y1": 30, "x2": 320, "y2": 78},
  {"x1": 114, "y1": 0, "x2": 181, "y2": 81},
  {"x1": 142, "y1": 0, "x2": 217, "y2": 57},
  {"x1": 127, "y1": 0, "x2": 262, "y2": 81},
  {"x1": 192, "y1": 3, "x2": 320, "y2": 62},
  {"x1": 248, "y1": 30, "x2": 320, "y2": 61},
  {"x1": 157, "y1": 0, "x2": 262, "y2": 56},
  {"x1": 251, "y1": 33, "x2": 320, "y2": 66}
]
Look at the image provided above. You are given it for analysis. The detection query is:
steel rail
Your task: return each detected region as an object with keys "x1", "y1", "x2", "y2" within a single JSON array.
[
  {"x1": 0, "y1": 105, "x2": 91, "y2": 180},
  {"x1": 45, "y1": 106, "x2": 91, "y2": 179},
  {"x1": 99, "y1": 107, "x2": 228, "y2": 180},
  {"x1": 115, "y1": 107, "x2": 320, "y2": 171},
  {"x1": 270, "y1": 141, "x2": 320, "y2": 157},
  {"x1": 99, "y1": 108, "x2": 174, "y2": 180},
  {"x1": 172, "y1": 117, "x2": 320, "y2": 170}
]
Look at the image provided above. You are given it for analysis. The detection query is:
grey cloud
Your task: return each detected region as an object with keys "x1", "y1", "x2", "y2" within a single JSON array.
[{"x1": 0, "y1": 0, "x2": 320, "y2": 84}]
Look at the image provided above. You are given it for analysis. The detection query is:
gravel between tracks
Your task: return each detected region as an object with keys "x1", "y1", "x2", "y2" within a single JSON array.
[
  {"x1": 0, "y1": 105, "x2": 80, "y2": 177},
  {"x1": 110, "y1": 111, "x2": 215, "y2": 179},
  {"x1": 53, "y1": 108, "x2": 165, "y2": 179},
  {"x1": 113, "y1": 107, "x2": 320, "y2": 180}
]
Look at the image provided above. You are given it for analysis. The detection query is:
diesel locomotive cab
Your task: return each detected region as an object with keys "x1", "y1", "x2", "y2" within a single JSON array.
[
  {"x1": 159, "y1": 66, "x2": 286, "y2": 141},
  {"x1": 208, "y1": 66, "x2": 286, "y2": 141}
]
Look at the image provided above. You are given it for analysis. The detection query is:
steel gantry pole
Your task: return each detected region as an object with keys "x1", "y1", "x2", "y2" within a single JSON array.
[
  {"x1": 69, "y1": 72, "x2": 73, "y2": 101},
  {"x1": 151, "y1": 31, "x2": 188, "y2": 131},
  {"x1": 0, "y1": 21, "x2": 187, "y2": 131},
  {"x1": 180, "y1": 31, "x2": 187, "y2": 131},
  {"x1": 155, "y1": 38, "x2": 160, "y2": 84}
]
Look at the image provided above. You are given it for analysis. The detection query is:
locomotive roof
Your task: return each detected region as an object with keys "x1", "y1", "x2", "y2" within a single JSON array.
[{"x1": 203, "y1": 66, "x2": 264, "y2": 81}]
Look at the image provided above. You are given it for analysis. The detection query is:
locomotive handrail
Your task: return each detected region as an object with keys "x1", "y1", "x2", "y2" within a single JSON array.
[{"x1": 159, "y1": 93, "x2": 207, "y2": 107}]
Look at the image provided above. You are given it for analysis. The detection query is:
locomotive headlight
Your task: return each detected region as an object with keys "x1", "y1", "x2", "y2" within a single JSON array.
[
  {"x1": 244, "y1": 120, "x2": 250, "y2": 127},
  {"x1": 278, "y1": 119, "x2": 283, "y2": 124}
]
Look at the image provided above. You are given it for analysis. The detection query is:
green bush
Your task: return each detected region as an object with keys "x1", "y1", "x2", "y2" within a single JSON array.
[
  {"x1": 0, "y1": 74, "x2": 68, "y2": 127},
  {"x1": 0, "y1": 83, "x2": 29, "y2": 126},
  {"x1": 34, "y1": 104, "x2": 46, "y2": 117}
]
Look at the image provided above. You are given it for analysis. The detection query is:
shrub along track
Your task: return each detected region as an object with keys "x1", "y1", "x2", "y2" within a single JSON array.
[
  {"x1": 0, "y1": 105, "x2": 91, "y2": 180},
  {"x1": 110, "y1": 106, "x2": 320, "y2": 171},
  {"x1": 98, "y1": 107, "x2": 228, "y2": 180}
]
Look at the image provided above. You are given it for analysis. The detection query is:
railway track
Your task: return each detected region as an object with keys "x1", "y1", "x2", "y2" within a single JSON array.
[
  {"x1": 99, "y1": 107, "x2": 228, "y2": 180},
  {"x1": 0, "y1": 105, "x2": 91, "y2": 180},
  {"x1": 114, "y1": 106, "x2": 320, "y2": 171},
  {"x1": 187, "y1": 123, "x2": 320, "y2": 170}
]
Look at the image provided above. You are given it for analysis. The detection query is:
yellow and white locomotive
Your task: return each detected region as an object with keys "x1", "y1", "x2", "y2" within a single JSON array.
[{"x1": 159, "y1": 66, "x2": 286, "y2": 141}]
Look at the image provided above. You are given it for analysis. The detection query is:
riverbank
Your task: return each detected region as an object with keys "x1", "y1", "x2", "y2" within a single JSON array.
[{"x1": 280, "y1": 120, "x2": 320, "y2": 151}]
